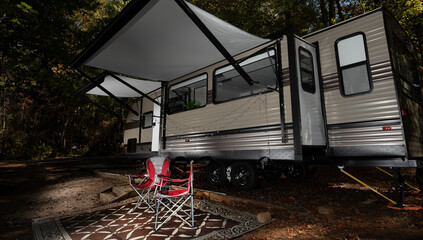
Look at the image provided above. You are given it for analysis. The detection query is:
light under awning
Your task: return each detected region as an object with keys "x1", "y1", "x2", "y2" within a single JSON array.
[
  {"x1": 87, "y1": 75, "x2": 161, "y2": 98},
  {"x1": 72, "y1": 0, "x2": 269, "y2": 81}
]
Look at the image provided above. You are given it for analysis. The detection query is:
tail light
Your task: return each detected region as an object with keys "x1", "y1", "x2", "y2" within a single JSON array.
[
  {"x1": 401, "y1": 108, "x2": 408, "y2": 117},
  {"x1": 382, "y1": 126, "x2": 391, "y2": 131}
]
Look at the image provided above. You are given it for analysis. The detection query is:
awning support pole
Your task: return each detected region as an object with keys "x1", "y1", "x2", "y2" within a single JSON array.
[
  {"x1": 108, "y1": 72, "x2": 161, "y2": 106},
  {"x1": 175, "y1": 0, "x2": 255, "y2": 86},
  {"x1": 75, "y1": 69, "x2": 139, "y2": 116}
]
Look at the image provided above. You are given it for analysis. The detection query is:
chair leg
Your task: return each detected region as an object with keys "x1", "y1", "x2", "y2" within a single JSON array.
[
  {"x1": 191, "y1": 196, "x2": 194, "y2": 227},
  {"x1": 131, "y1": 197, "x2": 142, "y2": 213},
  {"x1": 131, "y1": 188, "x2": 155, "y2": 213},
  {"x1": 155, "y1": 198, "x2": 161, "y2": 231},
  {"x1": 155, "y1": 196, "x2": 194, "y2": 231}
]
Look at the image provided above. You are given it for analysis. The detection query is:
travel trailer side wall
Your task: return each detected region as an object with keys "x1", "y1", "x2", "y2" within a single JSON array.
[
  {"x1": 158, "y1": 9, "x2": 422, "y2": 164},
  {"x1": 70, "y1": 1, "x2": 422, "y2": 193}
]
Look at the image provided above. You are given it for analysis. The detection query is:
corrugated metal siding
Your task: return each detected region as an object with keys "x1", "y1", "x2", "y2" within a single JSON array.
[
  {"x1": 164, "y1": 128, "x2": 293, "y2": 152},
  {"x1": 324, "y1": 63, "x2": 400, "y2": 124},
  {"x1": 124, "y1": 101, "x2": 140, "y2": 143},
  {"x1": 140, "y1": 96, "x2": 155, "y2": 143},
  {"x1": 328, "y1": 123, "x2": 404, "y2": 146},
  {"x1": 304, "y1": 11, "x2": 400, "y2": 125},
  {"x1": 166, "y1": 91, "x2": 291, "y2": 137},
  {"x1": 304, "y1": 11, "x2": 390, "y2": 75},
  {"x1": 403, "y1": 98, "x2": 423, "y2": 157},
  {"x1": 124, "y1": 128, "x2": 139, "y2": 145},
  {"x1": 303, "y1": 11, "x2": 404, "y2": 149}
]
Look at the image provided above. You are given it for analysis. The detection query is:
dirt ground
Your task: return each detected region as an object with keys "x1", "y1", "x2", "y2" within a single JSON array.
[{"x1": 0, "y1": 158, "x2": 422, "y2": 240}]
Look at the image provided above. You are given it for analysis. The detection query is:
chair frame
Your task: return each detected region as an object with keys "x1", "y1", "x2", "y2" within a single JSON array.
[
  {"x1": 128, "y1": 157, "x2": 170, "y2": 212},
  {"x1": 153, "y1": 161, "x2": 194, "y2": 231}
]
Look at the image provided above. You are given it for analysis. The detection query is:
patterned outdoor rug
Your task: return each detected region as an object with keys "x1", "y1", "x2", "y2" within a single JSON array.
[{"x1": 33, "y1": 198, "x2": 269, "y2": 240}]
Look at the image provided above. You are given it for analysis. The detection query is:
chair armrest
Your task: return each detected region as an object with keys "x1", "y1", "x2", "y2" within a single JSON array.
[
  {"x1": 127, "y1": 172, "x2": 148, "y2": 186},
  {"x1": 166, "y1": 177, "x2": 189, "y2": 183},
  {"x1": 157, "y1": 174, "x2": 170, "y2": 179},
  {"x1": 126, "y1": 172, "x2": 147, "y2": 178}
]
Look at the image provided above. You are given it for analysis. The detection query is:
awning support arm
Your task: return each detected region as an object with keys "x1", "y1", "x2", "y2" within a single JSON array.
[
  {"x1": 175, "y1": 0, "x2": 255, "y2": 86},
  {"x1": 75, "y1": 69, "x2": 139, "y2": 116},
  {"x1": 108, "y1": 72, "x2": 161, "y2": 106},
  {"x1": 80, "y1": 95, "x2": 121, "y2": 118},
  {"x1": 74, "y1": 74, "x2": 105, "y2": 96}
]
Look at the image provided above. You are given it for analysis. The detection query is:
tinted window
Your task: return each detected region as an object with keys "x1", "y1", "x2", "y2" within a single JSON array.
[
  {"x1": 142, "y1": 112, "x2": 153, "y2": 129},
  {"x1": 168, "y1": 74, "x2": 207, "y2": 114},
  {"x1": 299, "y1": 48, "x2": 316, "y2": 94},
  {"x1": 335, "y1": 33, "x2": 372, "y2": 96},
  {"x1": 214, "y1": 49, "x2": 277, "y2": 103}
]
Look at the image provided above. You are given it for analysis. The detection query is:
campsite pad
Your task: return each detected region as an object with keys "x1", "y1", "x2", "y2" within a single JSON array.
[{"x1": 32, "y1": 197, "x2": 269, "y2": 240}]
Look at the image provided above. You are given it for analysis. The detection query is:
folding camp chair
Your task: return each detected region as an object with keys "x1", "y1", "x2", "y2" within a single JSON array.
[
  {"x1": 128, "y1": 156, "x2": 170, "y2": 212},
  {"x1": 153, "y1": 161, "x2": 194, "y2": 231}
]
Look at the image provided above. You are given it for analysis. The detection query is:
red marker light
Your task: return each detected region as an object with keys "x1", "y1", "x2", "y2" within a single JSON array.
[
  {"x1": 401, "y1": 109, "x2": 408, "y2": 116},
  {"x1": 382, "y1": 126, "x2": 391, "y2": 131},
  {"x1": 185, "y1": 139, "x2": 190, "y2": 142}
]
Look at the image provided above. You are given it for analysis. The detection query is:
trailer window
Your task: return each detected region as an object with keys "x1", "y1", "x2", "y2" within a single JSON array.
[
  {"x1": 335, "y1": 33, "x2": 372, "y2": 96},
  {"x1": 167, "y1": 74, "x2": 207, "y2": 114},
  {"x1": 214, "y1": 49, "x2": 277, "y2": 103},
  {"x1": 299, "y1": 47, "x2": 316, "y2": 94},
  {"x1": 142, "y1": 111, "x2": 153, "y2": 129},
  {"x1": 392, "y1": 35, "x2": 422, "y2": 104}
]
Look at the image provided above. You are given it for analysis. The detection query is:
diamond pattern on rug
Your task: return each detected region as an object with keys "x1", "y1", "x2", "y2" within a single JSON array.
[
  {"x1": 62, "y1": 202, "x2": 236, "y2": 240},
  {"x1": 33, "y1": 198, "x2": 269, "y2": 240}
]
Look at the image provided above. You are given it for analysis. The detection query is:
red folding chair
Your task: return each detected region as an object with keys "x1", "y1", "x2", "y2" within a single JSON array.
[
  {"x1": 128, "y1": 156, "x2": 170, "y2": 212},
  {"x1": 153, "y1": 161, "x2": 194, "y2": 231}
]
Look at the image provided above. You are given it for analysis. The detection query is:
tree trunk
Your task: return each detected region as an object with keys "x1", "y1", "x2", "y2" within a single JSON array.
[
  {"x1": 328, "y1": 0, "x2": 335, "y2": 25},
  {"x1": 335, "y1": 0, "x2": 344, "y2": 21},
  {"x1": 320, "y1": 0, "x2": 329, "y2": 27}
]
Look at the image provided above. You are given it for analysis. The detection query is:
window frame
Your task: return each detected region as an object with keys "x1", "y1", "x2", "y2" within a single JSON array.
[
  {"x1": 213, "y1": 48, "x2": 278, "y2": 104},
  {"x1": 335, "y1": 32, "x2": 373, "y2": 97},
  {"x1": 141, "y1": 111, "x2": 153, "y2": 129},
  {"x1": 167, "y1": 73, "x2": 208, "y2": 115},
  {"x1": 298, "y1": 47, "x2": 316, "y2": 94}
]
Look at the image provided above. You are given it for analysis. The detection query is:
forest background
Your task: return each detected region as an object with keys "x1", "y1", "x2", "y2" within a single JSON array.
[{"x1": 0, "y1": 0, "x2": 422, "y2": 160}]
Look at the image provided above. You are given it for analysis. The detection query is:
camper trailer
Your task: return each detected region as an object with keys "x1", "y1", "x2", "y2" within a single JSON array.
[{"x1": 72, "y1": 0, "x2": 422, "y2": 193}]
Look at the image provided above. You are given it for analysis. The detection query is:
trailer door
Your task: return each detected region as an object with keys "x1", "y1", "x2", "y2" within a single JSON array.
[
  {"x1": 294, "y1": 37, "x2": 326, "y2": 147},
  {"x1": 151, "y1": 97, "x2": 161, "y2": 152}
]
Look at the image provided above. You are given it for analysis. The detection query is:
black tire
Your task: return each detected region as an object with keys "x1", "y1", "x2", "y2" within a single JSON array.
[
  {"x1": 207, "y1": 161, "x2": 228, "y2": 186},
  {"x1": 285, "y1": 164, "x2": 308, "y2": 182},
  {"x1": 230, "y1": 162, "x2": 258, "y2": 190}
]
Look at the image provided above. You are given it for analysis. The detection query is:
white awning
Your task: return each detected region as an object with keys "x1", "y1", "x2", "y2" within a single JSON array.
[
  {"x1": 87, "y1": 75, "x2": 161, "y2": 98},
  {"x1": 72, "y1": 0, "x2": 269, "y2": 82}
]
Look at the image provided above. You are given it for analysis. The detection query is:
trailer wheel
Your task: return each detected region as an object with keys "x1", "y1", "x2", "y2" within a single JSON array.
[
  {"x1": 230, "y1": 162, "x2": 258, "y2": 190},
  {"x1": 285, "y1": 164, "x2": 308, "y2": 182},
  {"x1": 207, "y1": 161, "x2": 228, "y2": 186}
]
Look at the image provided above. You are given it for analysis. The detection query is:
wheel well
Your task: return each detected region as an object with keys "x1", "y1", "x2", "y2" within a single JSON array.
[
  {"x1": 199, "y1": 156, "x2": 214, "y2": 164},
  {"x1": 172, "y1": 156, "x2": 189, "y2": 165}
]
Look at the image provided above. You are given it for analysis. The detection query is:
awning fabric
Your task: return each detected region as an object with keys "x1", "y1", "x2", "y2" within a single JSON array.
[
  {"x1": 72, "y1": 0, "x2": 269, "y2": 82},
  {"x1": 87, "y1": 75, "x2": 161, "y2": 98}
]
